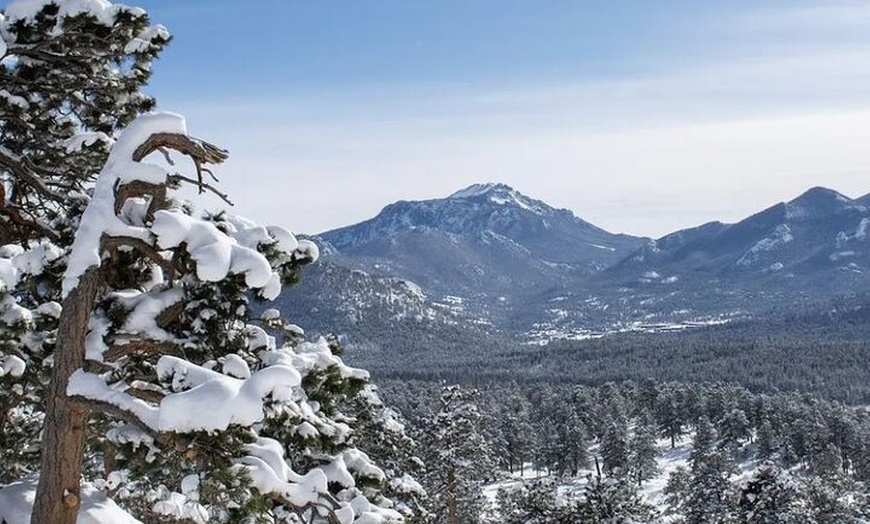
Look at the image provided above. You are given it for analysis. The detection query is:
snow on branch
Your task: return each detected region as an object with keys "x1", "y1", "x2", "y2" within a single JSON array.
[{"x1": 45, "y1": 111, "x2": 401, "y2": 523}]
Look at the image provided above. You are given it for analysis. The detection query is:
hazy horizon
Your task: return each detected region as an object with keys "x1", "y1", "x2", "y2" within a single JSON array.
[{"x1": 135, "y1": 0, "x2": 870, "y2": 237}]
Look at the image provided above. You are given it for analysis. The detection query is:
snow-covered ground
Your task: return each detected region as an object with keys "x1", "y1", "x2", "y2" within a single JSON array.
[{"x1": 484, "y1": 435, "x2": 761, "y2": 519}]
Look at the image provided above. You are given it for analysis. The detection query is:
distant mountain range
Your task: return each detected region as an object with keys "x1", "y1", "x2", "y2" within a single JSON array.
[{"x1": 276, "y1": 183, "x2": 870, "y2": 361}]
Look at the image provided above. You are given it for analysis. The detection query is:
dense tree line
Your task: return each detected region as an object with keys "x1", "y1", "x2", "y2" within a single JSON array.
[
  {"x1": 304, "y1": 293, "x2": 870, "y2": 404},
  {"x1": 380, "y1": 380, "x2": 870, "y2": 523},
  {"x1": 365, "y1": 326, "x2": 870, "y2": 404}
]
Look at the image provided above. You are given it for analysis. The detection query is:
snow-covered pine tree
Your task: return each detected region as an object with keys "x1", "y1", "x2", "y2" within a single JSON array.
[
  {"x1": 736, "y1": 465, "x2": 808, "y2": 524},
  {"x1": 600, "y1": 416, "x2": 630, "y2": 477},
  {"x1": 494, "y1": 388, "x2": 536, "y2": 476},
  {"x1": 655, "y1": 385, "x2": 687, "y2": 449},
  {"x1": 626, "y1": 411, "x2": 659, "y2": 486},
  {"x1": 718, "y1": 408, "x2": 751, "y2": 453},
  {"x1": 418, "y1": 385, "x2": 494, "y2": 524},
  {"x1": 531, "y1": 386, "x2": 589, "y2": 477},
  {"x1": 342, "y1": 383, "x2": 429, "y2": 522},
  {"x1": 0, "y1": 0, "x2": 167, "y2": 243},
  {"x1": 496, "y1": 479, "x2": 561, "y2": 524},
  {"x1": 497, "y1": 476, "x2": 657, "y2": 524},
  {"x1": 0, "y1": 0, "x2": 168, "y2": 489},
  {"x1": 665, "y1": 417, "x2": 737, "y2": 524},
  {"x1": 7, "y1": 112, "x2": 415, "y2": 524},
  {"x1": 575, "y1": 475, "x2": 658, "y2": 524}
]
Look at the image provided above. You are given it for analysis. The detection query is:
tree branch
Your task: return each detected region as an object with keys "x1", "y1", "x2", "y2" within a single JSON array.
[
  {"x1": 101, "y1": 234, "x2": 172, "y2": 269},
  {"x1": 103, "y1": 340, "x2": 182, "y2": 363}
]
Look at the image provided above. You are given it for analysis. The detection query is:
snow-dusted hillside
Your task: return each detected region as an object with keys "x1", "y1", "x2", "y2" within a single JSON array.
[
  {"x1": 316, "y1": 183, "x2": 645, "y2": 328},
  {"x1": 282, "y1": 184, "x2": 870, "y2": 355}
]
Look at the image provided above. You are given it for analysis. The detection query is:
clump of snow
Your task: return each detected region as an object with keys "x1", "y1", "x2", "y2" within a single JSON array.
[
  {"x1": 123, "y1": 24, "x2": 169, "y2": 54},
  {"x1": 0, "y1": 295, "x2": 31, "y2": 325},
  {"x1": 221, "y1": 353, "x2": 251, "y2": 379},
  {"x1": 0, "y1": 258, "x2": 19, "y2": 291},
  {"x1": 35, "y1": 301, "x2": 62, "y2": 318},
  {"x1": 69, "y1": 356, "x2": 305, "y2": 434},
  {"x1": 0, "y1": 480, "x2": 144, "y2": 524},
  {"x1": 266, "y1": 225, "x2": 299, "y2": 254},
  {"x1": 12, "y1": 241, "x2": 63, "y2": 277},
  {"x1": 3, "y1": 0, "x2": 145, "y2": 28},
  {"x1": 0, "y1": 354, "x2": 25, "y2": 377},
  {"x1": 151, "y1": 210, "x2": 273, "y2": 287},
  {"x1": 106, "y1": 424, "x2": 157, "y2": 462},
  {"x1": 63, "y1": 113, "x2": 187, "y2": 296},
  {"x1": 151, "y1": 491, "x2": 208, "y2": 524},
  {"x1": 261, "y1": 308, "x2": 281, "y2": 321},
  {"x1": 115, "y1": 287, "x2": 184, "y2": 343},
  {"x1": 295, "y1": 239, "x2": 320, "y2": 263},
  {"x1": 0, "y1": 89, "x2": 28, "y2": 109}
]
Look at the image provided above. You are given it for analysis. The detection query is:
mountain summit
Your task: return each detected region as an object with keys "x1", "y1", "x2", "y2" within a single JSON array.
[
  {"x1": 317, "y1": 183, "x2": 646, "y2": 320},
  {"x1": 322, "y1": 183, "x2": 638, "y2": 258},
  {"x1": 447, "y1": 182, "x2": 548, "y2": 214}
]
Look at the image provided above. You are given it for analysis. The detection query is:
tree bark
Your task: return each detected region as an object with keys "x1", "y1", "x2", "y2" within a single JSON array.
[{"x1": 31, "y1": 268, "x2": 102, "y2": 524}]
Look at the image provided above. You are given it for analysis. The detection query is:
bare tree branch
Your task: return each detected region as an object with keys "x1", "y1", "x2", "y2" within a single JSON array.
[{"x1": 103, "y1": 340, "x2": 182, "y2": 363}]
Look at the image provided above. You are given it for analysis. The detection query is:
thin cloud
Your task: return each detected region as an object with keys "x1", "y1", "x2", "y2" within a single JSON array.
[{"x1": 161, "y1": 3, "x2": 870, "y2": 239}]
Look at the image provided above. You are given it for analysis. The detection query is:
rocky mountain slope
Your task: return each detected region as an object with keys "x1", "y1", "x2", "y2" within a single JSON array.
[
  {"x1": 316, "y1": 183, "x2": 644, "y2": 326},
  {"x1": 526, "y1": 187, "x2": 870, "y2": 339},
  {"x1": 279, "y1": 184, "x2": 870, "y2": 354}
]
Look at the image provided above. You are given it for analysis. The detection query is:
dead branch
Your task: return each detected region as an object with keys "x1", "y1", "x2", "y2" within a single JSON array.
[
  {"x1": 132, "y1": 133, "x2": 228, "y2": 165},
  {"x1": 104, "y1": 340, "x2": 182, "y2": 363},
  {"x1": 0, "y1": 148, "x2": 65, "y2": 201},
  {"x1": 155, "y1": 301, "x2": 187, "y2": 331},
  {"x1": 168, "y1": 173, "x2": 233, "y2": 206},
  {"x1": 101, "y1": 235, "x2": 173, "y2": 274},
  {"x1": 125, "y1": 387, "x2": 165, "y2": 404}
]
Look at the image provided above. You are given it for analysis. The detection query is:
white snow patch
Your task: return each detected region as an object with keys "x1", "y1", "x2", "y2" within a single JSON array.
[
  {"x1": 3, "y1": 0, "x2": 145, "y2": 25},
  {"x1": 0, "y1": 354, "x2": 25, "y2": 377},
  {"x1": 0, "y1": 480, "x2": 143, "y2": 524},
  {"x1": 736, "y1": 224, "x2": 793, "y2": 267}
]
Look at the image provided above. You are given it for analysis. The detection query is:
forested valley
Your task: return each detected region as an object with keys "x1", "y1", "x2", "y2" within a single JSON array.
[{"x1": 379, "y1": 379, "x2": 870, "y2": 522}]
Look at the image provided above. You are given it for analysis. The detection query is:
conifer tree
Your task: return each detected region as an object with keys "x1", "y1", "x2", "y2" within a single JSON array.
[
  {"x1": 576, "y1": 475, "x2": 658, "y2": 524},
  {"x1": 600, "y1": 417, "x2": 630, "y2": 476},
  {"x1": 494, "y1": 389, "x2": 536, "y2": 475},
  {"x1": 627, "y1": 412, "x2": 659, "y2": 486},
  {"x1": 1, "y1": 3, "x2": 422, "y2": 522},
  {"x1": 417, "y1": 385, "x2": 494, "y2": 524},
  {"x1": 15, "y1": 111, "x2": 414, "y2": 523},
  {"x1": 0, "y1": 0, "x2": 168, "y2": 499},
  {"x1": 665, "y1": 418, "x2": 737, "y2": 524},
  {"x1": 737, "y1": 465, "x2": 808, "y2": 524}
]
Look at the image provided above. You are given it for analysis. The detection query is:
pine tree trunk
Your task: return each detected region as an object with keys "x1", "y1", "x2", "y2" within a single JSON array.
[
  {"x1": 31, "y1": 269, "x2": 102, "y2": 524},
  {"x1": 446, "y1": 470, "x2": 459, "y2": 524}
]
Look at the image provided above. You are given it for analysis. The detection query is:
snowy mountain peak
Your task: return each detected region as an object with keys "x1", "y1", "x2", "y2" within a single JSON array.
[
  {"x1": 448, "y1": 182, "x2": 547, "y2": 214},
  {"x1": 449, "y1": 182, "x2": 514, "y2": 199},
  {"x1": 789, "y1": 186, "x2": 851, "y2": 206},
  {"x1": 785, "y1": 186, "x2": 861, "y2": 219}
]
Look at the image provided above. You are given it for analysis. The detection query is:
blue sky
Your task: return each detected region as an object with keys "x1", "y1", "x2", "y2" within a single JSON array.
[{"x1": 134, "y1": 1, "x2": 870, "y2": 237}]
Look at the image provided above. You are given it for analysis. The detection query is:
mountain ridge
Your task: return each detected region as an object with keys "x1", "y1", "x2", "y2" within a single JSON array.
[{"x1": 282, "y1": 182, "x2": 870, "y2": 352}]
